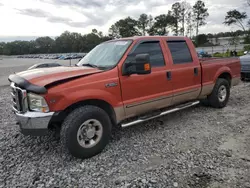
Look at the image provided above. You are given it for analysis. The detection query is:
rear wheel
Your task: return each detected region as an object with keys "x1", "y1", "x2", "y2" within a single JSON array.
[
  {"x1": 207, "y1": 78, "x2": 230, "y2": 108},
  {"x1": 60, "y1": 105, "x2": 112, "y2": 159}
]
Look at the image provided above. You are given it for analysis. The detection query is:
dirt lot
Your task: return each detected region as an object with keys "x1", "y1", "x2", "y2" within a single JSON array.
[{"x1": 0, "y1": 58, "x2": 250, "y2": 188}]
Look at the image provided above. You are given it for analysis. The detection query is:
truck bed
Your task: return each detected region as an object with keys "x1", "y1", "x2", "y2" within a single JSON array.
[{"x1": 201, "y1": 57, "x2": 241, "y2": 86}]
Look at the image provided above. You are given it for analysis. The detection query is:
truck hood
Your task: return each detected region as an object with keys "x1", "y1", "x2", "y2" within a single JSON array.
[{"x1": 9, "y1": 66, "x2": 103, "y2": 94}]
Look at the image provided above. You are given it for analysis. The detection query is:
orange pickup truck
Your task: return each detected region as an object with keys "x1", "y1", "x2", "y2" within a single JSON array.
[{"x1": 8, "y1": 36, "x2": 241, "y2": 159}]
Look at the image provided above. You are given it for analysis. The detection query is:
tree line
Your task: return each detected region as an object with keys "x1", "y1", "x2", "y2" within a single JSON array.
[
  {"x1": 0, "y1": 0, "x2": 250, "y2": 55},
  {"x1": 0, "y1": 30, "x2": 111, "y2": 55},
  {"x1": 109, "y1": 0, "x2": 209, "y2": 38}
]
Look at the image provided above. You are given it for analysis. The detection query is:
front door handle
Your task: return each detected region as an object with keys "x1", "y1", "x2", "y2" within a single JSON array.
[
  {"x1": 194, "y1": 67, "x2": 198, "y2": 76},
  {"x1": 166, "y1": 71, "x2": 172, "y2": 80}
]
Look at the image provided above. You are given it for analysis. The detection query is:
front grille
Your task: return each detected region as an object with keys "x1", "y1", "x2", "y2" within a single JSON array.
[
  {"x1": 10, "y1": 82, "x2": 27, "y2": 113},
  {"x1": 242, "y1": 64, "x2": 250, "y2": 71},
  {"x1": 241, "y1": 72, "x2": 250, "y2": 78}
]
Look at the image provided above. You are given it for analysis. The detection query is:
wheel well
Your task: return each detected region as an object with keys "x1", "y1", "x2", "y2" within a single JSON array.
[
  {"x1": 218, "y1": 72, "x2": 232, "y2": 86},
  {"x1": 49, "y1": 99, "x2": 117, "y2": 129}
]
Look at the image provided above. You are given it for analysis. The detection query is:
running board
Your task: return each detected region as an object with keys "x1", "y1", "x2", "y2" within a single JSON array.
[{"x1": 121, "y1": 101, "x2": 200, "y2": 128}]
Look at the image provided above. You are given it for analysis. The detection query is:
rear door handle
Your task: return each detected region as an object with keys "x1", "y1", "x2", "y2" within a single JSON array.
[
  {"x1": 166, "y1": 71, "x2": 172, "y2": 80},
  {"x1": 194, "y1": 67, "x2": 198, "y2": 76}
]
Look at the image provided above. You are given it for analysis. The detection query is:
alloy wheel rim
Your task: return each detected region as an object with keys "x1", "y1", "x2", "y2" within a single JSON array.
[
  {"x1": 218, "y1": 85, "x2": 227, "y2": 102},
  {"x1": 77, "y1": 119, "x2": 103, "y2": 148}
]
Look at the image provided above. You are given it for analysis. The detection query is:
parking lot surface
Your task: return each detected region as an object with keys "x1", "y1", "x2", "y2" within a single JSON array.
[{"x1": 0, "y1": 58, "x2": 250, "y2": 188}]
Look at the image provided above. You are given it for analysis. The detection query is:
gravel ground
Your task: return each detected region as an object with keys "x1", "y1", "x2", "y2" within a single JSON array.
[{"x1": 1, "y1": 81, "x2": 250, "y2": 188}]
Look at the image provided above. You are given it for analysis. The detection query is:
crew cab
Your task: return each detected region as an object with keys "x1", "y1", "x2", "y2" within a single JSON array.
[{"x1": 8, "y1": 36, "x2": 241, "y2": 159}]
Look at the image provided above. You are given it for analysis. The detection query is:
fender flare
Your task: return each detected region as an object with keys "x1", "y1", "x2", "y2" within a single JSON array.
[{"x1": 213, "y1": 66, "x2": 232, "y2": 84}]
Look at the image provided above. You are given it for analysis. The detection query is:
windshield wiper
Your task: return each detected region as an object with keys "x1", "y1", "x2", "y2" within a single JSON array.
[
  {"x1": 82, "y1": 63, "x2": 112, "y2": 70},
  {"x1": 82, "y1": 63, "x2": 99, "y2": 68}
]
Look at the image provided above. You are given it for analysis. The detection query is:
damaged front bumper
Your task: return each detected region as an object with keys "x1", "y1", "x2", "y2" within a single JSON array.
[{"x1": 15, "y1": 111, "x2": 54, "y2": 136}]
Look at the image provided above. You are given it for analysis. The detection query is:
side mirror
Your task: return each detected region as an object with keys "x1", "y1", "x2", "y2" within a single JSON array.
[
  {"x1": 122, "y1": 54, "x2": 151, "y2": 76},
  {"x1": 244, "y1": 51, "x2": 248, "y2": 55}
]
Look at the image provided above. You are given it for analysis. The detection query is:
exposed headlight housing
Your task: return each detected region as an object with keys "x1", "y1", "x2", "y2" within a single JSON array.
[{"x1": 27, "y1": 93, "x2": 49, "y2": 113}]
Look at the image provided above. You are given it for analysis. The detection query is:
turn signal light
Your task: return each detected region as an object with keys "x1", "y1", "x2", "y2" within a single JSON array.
[{"x1": 144, "y1": 63, "x2": 150, "y2": 71}]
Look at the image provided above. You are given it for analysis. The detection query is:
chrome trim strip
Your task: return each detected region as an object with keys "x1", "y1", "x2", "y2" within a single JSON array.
[
  {"x1": 126, "y1": 95, "x2": 172, "y2": 108},
  {"x1": 125, "y1": 89, "x2": 199, "y2": 108}
]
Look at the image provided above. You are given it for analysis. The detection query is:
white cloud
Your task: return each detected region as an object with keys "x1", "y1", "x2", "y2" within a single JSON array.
[{"x1": 0, "y1": 0, "x2": 249, "y2": 40}]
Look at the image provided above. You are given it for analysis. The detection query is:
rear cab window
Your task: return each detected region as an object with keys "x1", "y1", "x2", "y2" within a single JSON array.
[{"x1": 167, "y1": 40, "x2": 193, "y2": 64}]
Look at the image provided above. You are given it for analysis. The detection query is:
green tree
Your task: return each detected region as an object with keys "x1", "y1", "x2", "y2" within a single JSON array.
[
  {"x1": 224, "y1": 9, "x2": 247, "y2": 32},
  {"x1": 171, "y1": 2, "x2": 182, "y2": 35},
  {"x1": 180, "y1": 1, "x2": 191, "y2": 36},
  {"x1": 111, "y1": 17, "x2": 140, "y2": 38},
  {"x1": 92, "y1": 29, "x2": 98, "y2": 34},
  {"x1": 0, "y1": 30, "x2": 112, "y2": 55},
  {"x1": 108, "y1": 24, "x2": 120, "y2": 39},
  {"x1": 196, "y1": 34, "x2": 209, "y2": 46},
  {"x1": 148, "y1": 12, "x2": 175, "y2": 36},
  {"x1": 82, "y1": 33, "x2": 102, "y2": 52},
  {"x1": 138, "y1": 13, "x2": 149, "y2": 36},
  {"x1": 0, "y1": 42, "x2": 5, "y2": 55},
  {"x1": 148, "y1": 15, "x2": 154, "y2": 28},
  {"x1": 35, "y1": 37, "x2": 55, "y2": 53},
  {"x1": 186, "y1": 12, "x2": 194, "y2": 37},
  {"x1": 193, "y1": 0, "x2": 209, "y2": 36},
  {"x1": 55, "y1": 31, "x2": 73, "y2": 53},
  {"x1": 244, "y1": 30, "x2": 250, "y2": 44}
]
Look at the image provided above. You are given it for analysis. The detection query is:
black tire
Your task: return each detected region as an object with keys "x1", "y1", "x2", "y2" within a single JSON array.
[
  {"x1": 200, "y1": 98, "x2": 210, "y2": 106},
  {"x1": 207, "y1": 78, "x2": 230, "y2": 108},
  {"x1": 60, "y1": 105, "x2": 112, "y2": 159}
]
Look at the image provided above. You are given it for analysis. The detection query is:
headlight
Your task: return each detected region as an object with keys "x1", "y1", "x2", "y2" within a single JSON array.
[{"x1": 28, "y1": 93, "x2": 49, "y2": 112}]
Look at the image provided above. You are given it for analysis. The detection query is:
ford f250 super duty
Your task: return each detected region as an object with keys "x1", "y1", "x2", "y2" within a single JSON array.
[{"x1": 8, "y1": 36, "x2": 241, "y2": 159}]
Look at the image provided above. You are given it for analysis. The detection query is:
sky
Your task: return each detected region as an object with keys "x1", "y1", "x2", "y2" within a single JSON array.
[{"x1": 0, "y1": 0, "x2": 249, "y2": 42}]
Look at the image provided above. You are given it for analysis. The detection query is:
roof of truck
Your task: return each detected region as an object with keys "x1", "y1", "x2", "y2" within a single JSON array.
[{"x1": 110, "y1": 36, "x2": 188, "y2": 41}]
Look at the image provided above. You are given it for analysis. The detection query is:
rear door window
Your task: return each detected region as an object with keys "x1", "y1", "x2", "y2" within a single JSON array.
[{"x1": 167, "y1": 41, "x2": 193, "y2": 64}]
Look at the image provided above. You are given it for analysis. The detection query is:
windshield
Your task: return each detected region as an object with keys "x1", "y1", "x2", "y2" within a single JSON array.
[{"x1": 77, "y1": 40, "x2": 132, "y2": 69}]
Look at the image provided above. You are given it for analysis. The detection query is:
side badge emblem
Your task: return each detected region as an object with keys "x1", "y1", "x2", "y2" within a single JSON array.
[{"x1": 105, "y1": 82, "x2": 118, "y2": 88}]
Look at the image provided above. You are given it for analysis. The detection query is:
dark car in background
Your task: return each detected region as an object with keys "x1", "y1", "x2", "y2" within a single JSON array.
[
  {"x1": 27, "y1": 62, "x2": 62, "y2": 70},
  {"x1": 240, "y1": 53, "x2": 250, "y2": 80}
]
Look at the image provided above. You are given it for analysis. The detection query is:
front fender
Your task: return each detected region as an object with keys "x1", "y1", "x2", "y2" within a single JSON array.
[{"x1": 51, "y1": 89, "x2": 122, "y2": 111}]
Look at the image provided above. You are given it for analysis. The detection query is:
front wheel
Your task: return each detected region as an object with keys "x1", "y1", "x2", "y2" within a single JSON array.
[
  {"x1": 60, "y1": 105, "x2": 112, "y2": 159},
  {"x1": 207, "y1": 78, "x2": 230, "y2": 108}
]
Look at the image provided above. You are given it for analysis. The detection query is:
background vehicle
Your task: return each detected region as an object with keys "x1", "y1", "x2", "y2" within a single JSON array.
[
  {"x1": 240, "y1": 53, "x2": 250, "y2": 80},
  {"x1": 197, "y1": 51, "x2": 212, "y2": 58},
  {"x1": 27, "y1": 62, "x2": 62, "y2": 70},
  {"x1": 8, "y1": 36, "x2": 241, "y2": 159}
]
